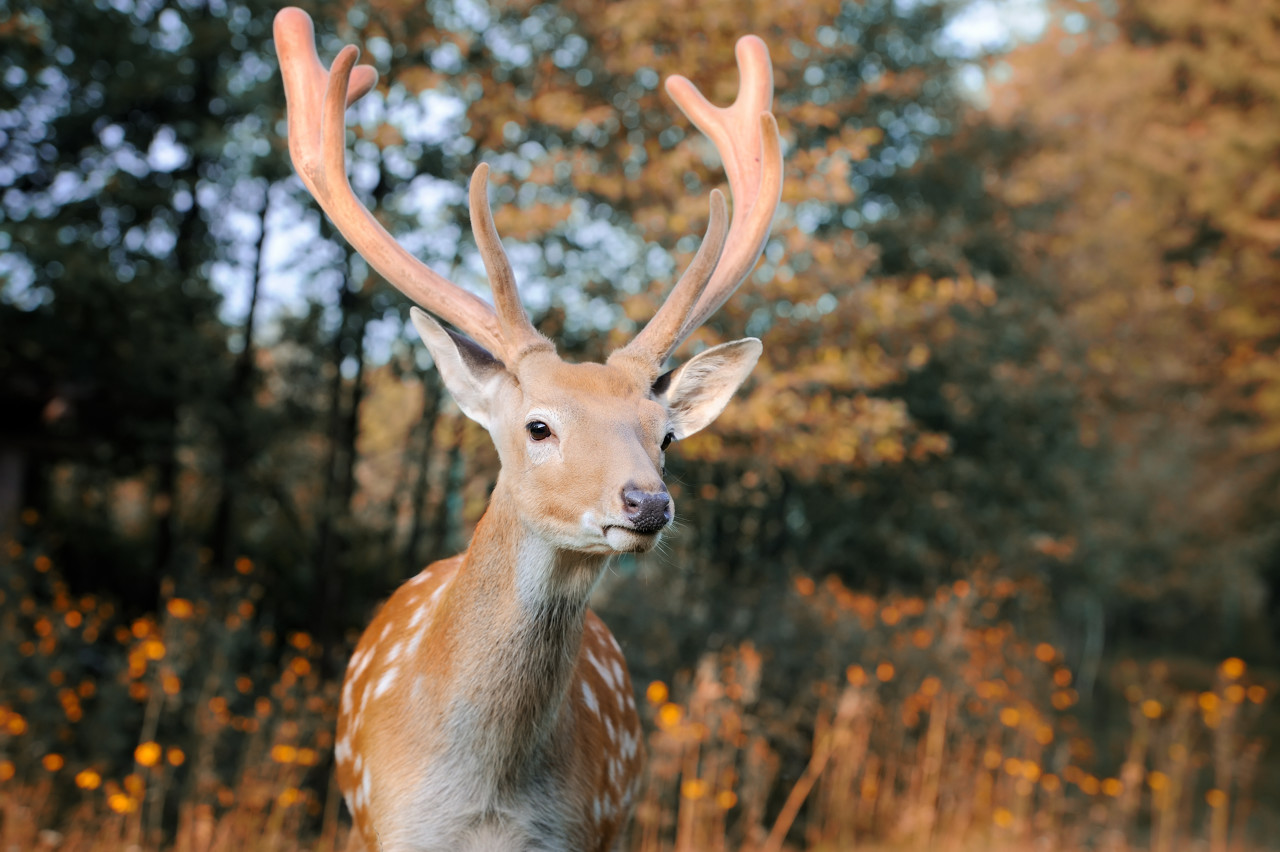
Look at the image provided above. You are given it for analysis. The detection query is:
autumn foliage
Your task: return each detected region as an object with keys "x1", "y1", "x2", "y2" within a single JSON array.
[{"x1": 2, "y1": 0, "x2": 1279, "y2": 848}]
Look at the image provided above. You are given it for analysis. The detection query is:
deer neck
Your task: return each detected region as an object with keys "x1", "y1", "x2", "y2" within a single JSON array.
[{"x1": 433, "y1": 483, "x2": 607, "y2": 783}]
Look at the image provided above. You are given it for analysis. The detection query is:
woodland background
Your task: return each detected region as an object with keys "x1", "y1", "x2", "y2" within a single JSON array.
[{"x1": 1, "y1": 0, "x2": 1278, "y2": 849}]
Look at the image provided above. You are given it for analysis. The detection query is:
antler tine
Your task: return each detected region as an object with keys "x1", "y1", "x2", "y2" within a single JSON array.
[
  {"x1": 469, "y1": 164, "x2": 551, "y2": 360},
  {"x1": 274, "y1": 7, "x2": 509, "y2": 360},
  {"x1": 622, "y1": 35, "x2": 784, "y2": 366},
  {"x1": 612, "y1": 190, "x2": 728, "y2": 376}
]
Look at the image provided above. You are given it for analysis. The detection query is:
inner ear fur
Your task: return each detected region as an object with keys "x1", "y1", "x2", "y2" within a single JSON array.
[
  {"x1": 409, "y1": 307, "x2": 510, "y2": 430},
  {"x1": 654, "y1": 338, "x2": 762, "y2": 440}
]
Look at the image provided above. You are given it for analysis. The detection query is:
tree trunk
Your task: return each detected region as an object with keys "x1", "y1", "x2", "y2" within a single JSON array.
[
  {"x1": 313, "y1": 260, "x2": 369, "y2": 669},
  {"x1": 209, "y1": 182, "x2": 270, "y2": 575},
  {"x1": 427, "y1": 414, "x2": 467, "y2": 562}
]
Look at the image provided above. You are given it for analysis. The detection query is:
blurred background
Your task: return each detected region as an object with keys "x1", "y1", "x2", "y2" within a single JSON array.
[{"x1": 1, "y1": 0, "x2": 1277, "y2": 849}]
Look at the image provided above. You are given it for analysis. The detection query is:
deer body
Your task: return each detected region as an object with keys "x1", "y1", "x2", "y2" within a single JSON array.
[
  {"x1": 334, "y1": 381, "x2": 650, "y2": 852},
  {"x1": 335, "y1": 548, "x2": 642, "y2": 851},
  {"x1": 274, "y1": 8, "x2": 782, "y2": 849}
]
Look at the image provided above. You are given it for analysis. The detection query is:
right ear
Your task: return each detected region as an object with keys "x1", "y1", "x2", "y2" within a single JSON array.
[{"x1": 409, "y1": 307, "x2": 508, "y2": 431}]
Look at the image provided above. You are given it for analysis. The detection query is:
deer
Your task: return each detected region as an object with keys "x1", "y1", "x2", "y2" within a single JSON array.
[{"x1": 274, "y1": 8, "x2": 782, "y2": 851}]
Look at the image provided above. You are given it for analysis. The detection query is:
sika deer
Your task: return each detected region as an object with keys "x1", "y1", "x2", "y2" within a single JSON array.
[{"x1": 274, "y1": 9, "x2": 782, "y2": 849}]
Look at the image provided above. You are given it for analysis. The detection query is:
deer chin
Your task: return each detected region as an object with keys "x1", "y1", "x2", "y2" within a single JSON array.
[{"x1": 603, "y1": 525, "x2": 662, "y2": 553}]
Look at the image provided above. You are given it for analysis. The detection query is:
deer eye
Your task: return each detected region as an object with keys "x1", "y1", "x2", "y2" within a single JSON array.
[
  {"x1": 661, "y1": 432, "x2": 675, "y2": 451},
  {"x1": 526, "y1": 421, "x2": 553, "y2": 442}
]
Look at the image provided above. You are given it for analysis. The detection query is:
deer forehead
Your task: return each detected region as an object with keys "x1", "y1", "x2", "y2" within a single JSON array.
[{"x1": 513, "y1": 359, "x2": 665, "y2": 426}]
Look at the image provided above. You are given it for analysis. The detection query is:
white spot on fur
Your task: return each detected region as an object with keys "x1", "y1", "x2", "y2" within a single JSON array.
[
  {"x1": 341, "y1": 677, "x2": 354, "y2": 712},
  {"x1": 582, "y1": 681, "x2": 599, "y2": 715},
  {"x1": 373, "y1": 667, "x2": 399, "y2": 699},
  {"x1": 351, "y1": 646, "x2": 374, "y2": 680},
  {"x1": 605, "y1": 716, "x2": 616, "y2": 742},
  {"x1": 387, "y1": 640, "x2": 404, "y2": 663},
  {"x1": 346, "y1": 647, "x2": 363, "y2": 671},
  {"x1": 404, "y1": 624, "x2": 426, "y2": 658},
  {"x1": 611, "y1": 660, "x2": 624, "y2": 686},
  {"x1": 587, "y1": 651, "x2": 614, "y2": 688}
]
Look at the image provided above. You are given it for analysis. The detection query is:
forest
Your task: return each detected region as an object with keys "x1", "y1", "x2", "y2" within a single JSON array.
[{"x1": 1, "y1": 0, "x2": 1277, "y2": 848}]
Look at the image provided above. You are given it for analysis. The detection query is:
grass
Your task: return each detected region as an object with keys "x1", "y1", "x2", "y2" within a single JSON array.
[{"x1": 1, "y1": 536, "x2": 1274, "y2": 851}]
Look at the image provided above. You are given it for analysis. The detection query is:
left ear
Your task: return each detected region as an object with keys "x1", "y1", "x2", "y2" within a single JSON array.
[{"x1": 654, "y1": 338, "x2": 763, "y2": 439}]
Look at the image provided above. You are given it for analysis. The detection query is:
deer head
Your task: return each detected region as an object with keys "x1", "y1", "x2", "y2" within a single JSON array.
[{"x1": 275, "y1": 8, "x2": 782, "y2": 557}]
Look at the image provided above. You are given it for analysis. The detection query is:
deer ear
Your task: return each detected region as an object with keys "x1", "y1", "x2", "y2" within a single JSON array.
[
  {"x1": 410, "y1": 307, "x2": 508, "y2": 430},
  {"x1": 654, "y1": 338, "x2": 762, "y2": 439}
]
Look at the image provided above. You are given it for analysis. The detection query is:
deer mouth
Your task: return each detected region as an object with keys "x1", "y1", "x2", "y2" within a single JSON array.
[{"x1": 603, "y1": 525, "x2": 662, "y2": 553}]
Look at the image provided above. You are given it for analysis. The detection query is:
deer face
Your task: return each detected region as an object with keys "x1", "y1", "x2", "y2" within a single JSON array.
[
  {"x1": 277, "y1": 8, "x2": 779, "y2": 558},
  {"x1": 411, "y1": 309, "x2": 760, "y2": 555}
]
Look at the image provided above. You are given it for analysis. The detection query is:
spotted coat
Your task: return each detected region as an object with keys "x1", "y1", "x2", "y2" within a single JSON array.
[{"x1": 334, "y1": 554, "x2": 644, "y2": 851}]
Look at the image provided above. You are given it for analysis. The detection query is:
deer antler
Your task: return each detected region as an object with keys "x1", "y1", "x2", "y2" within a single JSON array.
[
  {"x1": 274, "y1": 8, "x2": 545, "y2": 363},
  {"x1": 277, "y1": 8, "x2": 780, "y2": 372},
  {"x1": 618, "y1": 36, "x2": 784, "y2": 373}
]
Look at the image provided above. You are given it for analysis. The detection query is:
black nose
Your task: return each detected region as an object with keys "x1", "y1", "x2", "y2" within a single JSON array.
[{"x1": 622, "y1": 484, "x2": 671, "y2": 534}]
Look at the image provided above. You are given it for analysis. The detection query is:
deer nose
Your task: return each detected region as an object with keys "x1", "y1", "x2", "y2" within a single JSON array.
[{"x1": 621, "y1": 484, "x2": 671, "y2": 534}]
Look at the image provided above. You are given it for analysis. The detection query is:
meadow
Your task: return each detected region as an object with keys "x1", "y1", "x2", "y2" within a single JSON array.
[{"x1": 3, "y1": 522, "x2": 1272, "y2": 852}]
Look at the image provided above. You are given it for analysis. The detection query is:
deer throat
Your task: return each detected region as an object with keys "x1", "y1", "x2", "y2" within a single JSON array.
[{"x1": 442, "y1": 499, "x2": 609, "y2": 784}]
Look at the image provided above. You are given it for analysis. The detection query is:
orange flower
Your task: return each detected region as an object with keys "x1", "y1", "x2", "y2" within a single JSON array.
[
  {"x1": 135, "y1": 742, "x2": 162, "y2": 768},
  {"x1": 108, "y1": 794, "x2": 137, "y2": 814},
  {"x1": 657, "y1": 703, "x2": 682, "y2": 730},
  {"x1": 681, "y1": 779, "x2": 708, "y2": 799},
  {"x1": 270, "y1": 745, "x2": 298, "y2": 764},
  {"x1": 167, "y1": 598, "x2": 194, "y2": 618}
]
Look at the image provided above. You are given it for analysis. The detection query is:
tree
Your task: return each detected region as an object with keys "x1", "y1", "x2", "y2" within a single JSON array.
[{"x1": 992, "y1": 0, "x2": 1280, "y2": 655}]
